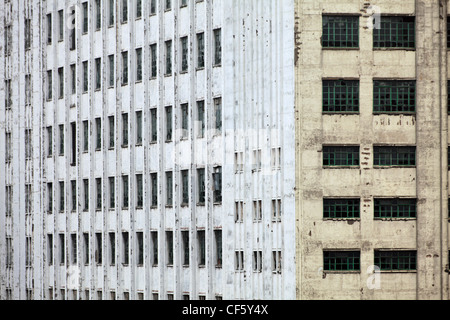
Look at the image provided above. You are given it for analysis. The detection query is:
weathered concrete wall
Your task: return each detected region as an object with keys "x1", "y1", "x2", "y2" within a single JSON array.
[{"x1": 296, "y1": 0, "x2": 449, "y2": 300}]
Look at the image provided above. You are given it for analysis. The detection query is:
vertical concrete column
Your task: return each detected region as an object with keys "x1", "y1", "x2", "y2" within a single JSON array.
[{"x1": 415, "y1": 0, "x2": 446, "y2": 300}]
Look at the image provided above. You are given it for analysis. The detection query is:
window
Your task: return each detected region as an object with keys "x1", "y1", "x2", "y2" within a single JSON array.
[
  {"x1": 373, "y1": 16, "x2": 415, "y2": 49},
  {"x1": 70, "y1": 234, "x2": 77, "y2": 264},
  {"x1": 181, "y1": 104, "x2": 189, "y2": 139},
  {"x1": 47, "y1": 14, "x2": 52, "y2": 44},
  {"x1": 214, "y1": 98, "x2": 222, "y2": 134},
  {"x1": 45, "y1": 183, "x2": 52, "y2": 214},
  {"x1": 47, "y1": 70, "x2": 53, "y2": 100},
  {"x1": 25, "y1": 129, "x2": 32, "y2": 159},
  {"x1": 253, "y1": 251, "x2": 262, "y2": 272},
  {"x1": 136, "y1": 174, "x2": 143, "y2": 208},
  {"x1": 373, "y1": 146, "x2": 416, "y2": 167},
  {"x1": 197, "y1": 101, "x2": 205, "y2": 138},
  {"x1": 59, "y1": 124, "x2": 64, "y2": 156},
  {"x1": 109, "y1": 177, "x2": 115, "y2": 209},
  {"x1": 253, "y1": 200, "x2": 262, "y2": 222},
  {"x1": 374, "y1": 250, "x2": 417, "y2": 271},
  {"x1": 197, "y1": 32, "x2": 205, "y2": 68},
  {"x1": 5, "y1": 131, "x2": 12, "y2": 162},
  {"x1": 150, "y1": 108, "x2": 158, "y2": 142},
  {"x1": 5, "y1": 79, "x2": 12, "y2": 109},
  {"x1": 83, "y1": 233, "x2": 89, "y2": 264},
  {"x1": 180, "y1": 36, "x2": 188, "y2": 72},
  {"x1": 6, "y1": 237, "x2": 13, "y2": 269},
  {"x1": 165, "y1": 0, "x2": 171, "y2": 11},
  {"x1": 59, "y1": 234, "x2": 65, "y2": 264},
  {"x1": 96, "y1": 178, "x2": 102, "y2": 210},
  {"x1": 271, "y1": 147, "x2": 281, "y2": 169},
  {"x1": 83, "y1": 61, "x2": 88, "y2": 93},
  {"x1": 136, "y1": 111, "x2": 142, "y2": 145},
  {"x1": 181, "y1": 170, "x2": 189, "y2": 205},
  {"x1": 121, "y1": 51, "x2": 128, "y2": 85},
  {"x1": 109, "y1": 232, "x2": 116, "y2": 265},
  {"x1": 166, "y1": 231, "x2": 173, "y2": 266},
  {"x1": 95, "y1": 58, "x2": 101, "y2": 90},
  {"x1": 122, "y1": 232, "x2": 129, "y2": 265},
  {"x1": 373, "y1": 80, "x2": 416, "y2": 113},
  {"x1": 323, "y1": 199, "x2": 360, "y2": 219},
  {"x1": 69, "y1": 7, "x2": 76, "y2": 50},
  {"x1": 83, "y1": 179, "x2": 89, "y2": 211},
  {"x1": 122, "y1": 175, "x2": 129, "y2": 209},
  {"x1": 182, "y1": 231, "x2": 189, "y2": 266},
  {"x1": 213, "y1": 29, "x2": 222, "y2": 65},
  {"x1": 150, "y1": 0, "x2": 156, "y2": 15},
  {"x1": 58, "y1": 67, "x2": 64, "y2": 99},
  {"x1": 136, "y1": 232, "x2": 144, "y2": 266},
  {"x1": 70, "y1": 123, "x2": 76, "y2": 164},
  {"x1": 323, "y1": 146, "x2": 360, "y2": 167},
  {"x1": 122, "y1": 0, "x2": 128, "y2": 23},
  {"x1": 47, "y1": 234, "x2": 53, "y2": 266},
  {"x1": 122, "y1": 113, "x2": 129, "y2": 147},
  {"x1": 82, "y1": 2, "x2": 88, "y2": 33},
  {"x1": 166, "y1": 171, "x2": 173, "y2": 206},
  {"x1": 165, "y1": 106, "x2": 172, "y2": 142},
  {"x1": 58, "y1": 10, "x2": 64, "y2": 41},
  {"x1": 322, "y1": 15, "x2": 359, "y2": 48},
  {"x1": 197, "y1": 168, "x2": 205, "y2": 205},
  {"x1": 214, "y1": 230, "x2": 222, "y2": 268},
  {"x1": 109, "y1": 0, "x2": 115, "y2": 26},
  {"x1": 198, "y1": 230, "x2": 206, "y2": 267},
  {"x1": 25, "y1": 74, "x2": 31, "y2": 105},
  {"x1": 108, "y1": 116, "x2": 115, "y2": 149},
  {"x1": 252, "y1": 149, "x2": 262, "y2": 172},
  {"x1": 25, "y1": 184, "x2": 32, "y2": 214},
  {"x1": 95, "y1": 118, "x2": 102, "y2": 150},
  {"x1": 4, "y1": 25, "x2": 11, "y2": 56},
  {"x1": 213, "y1": 167, "x2": 222, "y2": 203},
  {"x1": 71, "y1": 180, "x2": 77, "y2": 212},
  {"x1": 136, "y1": 48, "x2": 143, "y2": 82},
  {"x1": 235, "y1": 201, "x2": 244, "y2": 223},
  {"x1": 95, "y1": 0, "x2": 101, "y2": 31},
  {"x1": 83, "y1": 120, "x2": 89, "y2": 152},
  {"x1": 235, "y1": 251, "x2": 244, "y2": 271},
  {"x1": 25, "y1": 18, "x2": 31, "y2": 50},
  {"x1": 70, "y1": 64, "x2": 76, "y2": 94},
  {"x1": 324, "y1": 251, "x2": 360, "y2": 271},
  {"x1": 95, "y1": 233, "x2": 102, "y2": 264},
  {"x1": 323, "y1": 80, "x2": 359, "y2": 113},
  {"x1": 374, "y1": 198, "x2": 417, "y2": 219},
  {"x1": 151, "y1": 173, "x2": 158, "y2": 207},
  {"x1": 59, "y1": 181, "x2": 65, "y2": 212},
  {"x1": 165, "y1": 40, "x2": 172, "y2": 75},
  {"x1": 150, "y1": 44, "x2": 157, "y2": 78},
  {"x1": 108, "y1": 54, "x2": 115, "y2": 87},
  {"x1": 151, "y1": 231, "x2": 158, "y2": 266},
  {"x1": 136, "y1": 0, "x2": 142, "y2": 19}
]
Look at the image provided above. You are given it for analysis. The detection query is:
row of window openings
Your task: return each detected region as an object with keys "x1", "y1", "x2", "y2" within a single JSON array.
[
  {"x1": 42, "y1": 230, "x2": 222, "y2": 270},
  {"x1": 43, "y1": 169, "x2": 222, "y2": 214},
  {"x1": 43, "y1": 31, "x2": 221, "y2": 101},
  {"x1": 45, "y1": 290, "x2": 219, "y2": 301},
  {"x1": 323, "y1": 250, "x2": 417, "y2": 272},
  {"x1": 41, "y1": 103, "x2": 221, "y2": 162},
  {"x1": 42, "y1": 0, "x2": 201, "y2": 48}
]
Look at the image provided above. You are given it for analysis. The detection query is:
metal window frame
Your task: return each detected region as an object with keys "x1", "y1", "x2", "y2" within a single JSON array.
[
  {"x1": 374, "y1": 250, "x2": 417, "y2": 271},
  {"x1": 373, "y1": 80, "x2": 416, "y2": 114},
  {"x1": 323, "y1": 198, "x2": 360, "y2": 219},
  {"x1": 322, "y1": 15, "x2": 359, "y2": 48},
  {"x1": 323, "y1": 146, "x2": 360, "y2": 167},
  {"x1": 373, "y1": 146, "x2": 416, "y2": 167},
  {"x1": 374, "y1": 198, "x2": 417, "y2": 219},
  {"x1": 323, "y1": 250, "x2": 361, "y2": 271},
  {"x1": 323, "y1": 79, "x2": 359, "y2": 113},
  {"x1": 373, "y1": 16, "x2": 415, "y2": 49}
]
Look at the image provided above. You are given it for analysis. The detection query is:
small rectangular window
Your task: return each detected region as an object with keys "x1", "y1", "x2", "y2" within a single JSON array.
[
  {"x1": 58, "y1": 67, "x2": 64, "y2": 99},
  {"x1": 95, "y1": 233, "x2": 102, "y2": 264},
  {"x1": 150, "y1": 44, "x2": 157, "y2": 78},
  {"x1": 109, "y1": 177, "x2": 115, "y2": 209},
  {"x1": 122, "y1": 175, "x2": 129, "y2": 209},
  {"x1": 197, "y1": 33, "x2": 205, "y2": 68},
  {"x1": 121, "y1": 51, "x2": 128, "y2": 85},
  {"x1": 122, "y1": 0, "x2": 128, "y2": 23},
  {"x1": 197, "y1": 168, "x2": 205, "y2": 205},
  {"x1": 136, "y1": 174, "x2": 143, "y2": 208},
  {"x1": 181, "y1": 231, "x2": 189, "y2": 266},
  {"x1": 197, "y1": 230, "x2": 205, "y2": 267},
  {"x1": 122, "y1": 232, "x2": 129, "y2": 265},
  {"x1": 214, "y1": 230, "x2": 222, "y2": 268},
  {"x1": 95, "y1": 178, "x2": 102, "y2": 210},
  {"x1": 324, "y1": 251, "x2": 360, "y2": 271},
  {"x1": 374, "y1": 250, "x2": 417, "y2": 271},
  {"x1": 373, "y1": 16, "x2": 415, "y2": 49},
  {"x1": 150, "y1": 108, "x2": 158, "y2": 142},
  {"x1": 181, "y1": 170, "x2": 189, "y2": 205},
  {"x1": 95, "y1": 58, "x2": 101, "y2": 90},
  {"x1": 213, "y1": 29, "x2": 222, "y2": 65},
  {"x1": 213, "y1": 167, "x2": 222, "y2": 203},
  {"x1": 136, "y1": 48, "x2": 143, "y2": 82},
  {"x1": 373, "y1": 80, "x2": 416, "y2": 114},
  {"x1": 180, "y1": 36, "x2": 188, "y2": 72},
  {"x1": 83, "y1": 179, "x2": 89, "y2": 211},
  {"x1": 253, "y1": 251, "x2": 262, "y2": 272},
  {"x1": 197, "y1": 101, "x2": 205, "y2": 138},
  {"x1": 323, "y1": 80, "x2": 359, "y2": 113},
  {"x1": 108, "y1": 54, "x2": 115, "y2": 87},
  {"x1": 136, "y1": 232, "x2": 144, "y2": 265},
  {"x1": 166, "y1": 231, "x2": 173, "y2": 265},
  {"x1": 108, "y1": 116, "x2": 115, "y2": 149},
  {"x1": 323, "y1": 146, "x2": 360, "y2": 167},
  {"x1": 165, "y1": 40, "x2": 172, "y2": 75},
  {"x1": 374, "y1": 198, "x2": 417, "y2": 219},
  {"x1": 181, "y1": 104, "x2": 189, "y2": 139},
  {"x1": 166, "y1": 171, "x2": 173, "y2": 206},
  {"x1": 373, "y1": 146, "x2": 416, "y2": 167},
  {"x1": 151, "y1": 173, "x2": 158, "y2": 207},
  {"x1": 322, "y1": 15, "x2": 359, "y2": 48},
  {"x1": 323, "y1": 199, "x2": 360, "y2": 219},
  {"x1": 151, "y1": 231, "x2": 158, "y2": 266},
  {"x1": 109, "y1": 232, "x2": 116, "y2": 265},
  {"x1": 122, "y1": 113, "x2": 129, "y2": 147},
  {"x1": 165, "y1": 106, "x2": 172, "y2": 142}
]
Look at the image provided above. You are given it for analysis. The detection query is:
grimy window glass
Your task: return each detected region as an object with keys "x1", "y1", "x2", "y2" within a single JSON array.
[
  {"x1": 323, "y1": 146, "x2": 360, "y2": 167},
  {"x1": 373, "y1": 80, "x2": 416, "y2": 113},
  {"x1": 322, "y1": 15, "x2": 359, "y2": 48},
  {"x1": 374, "y1": 198, "x2": 417, "y2": 219},
  {"x1": 373, "y1": 146, "x2": 416, "y2": 166},
  {"x1": 323, "y1": 199, "x2": 360, "y2": 219},
  {"x1": 374, "y1": 250, "x2": 417, "y2": 271},
  {"x1": 324, "y1": 251, "x2": 360, "y2": 271},
  {"x1": 323, "y1": 80, "x2": 359, "y2": 113},
  {"x1": 373, "y1": 16, "x2": 415, "y2": 49}
]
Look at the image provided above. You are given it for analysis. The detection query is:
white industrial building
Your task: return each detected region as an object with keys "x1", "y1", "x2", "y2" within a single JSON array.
[{"x1": 0, "y1": 0, "x2": 295, "y2": 300}]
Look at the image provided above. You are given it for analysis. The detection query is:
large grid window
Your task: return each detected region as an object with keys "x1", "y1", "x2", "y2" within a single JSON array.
[
  {"x1": 374, "y1": 198, "x2": 417, "y2": 219},
  {"x1": 323, "y1": 146, "x2": 360, "y2": 167},
  {"x1": 373, "y1": 80, "x2": 416, "y2": 113},
  {"x1": 374, "y1": 250, "x2": 417, "y2": 271},
  {"x1": 322, "y1": 15, "x2": 359, "y2": 48},
  {"x1": 373, "y1": 146, "x2": 416, "y2": 167},
  {"x1": 373, "y1": 16, "x2": 415, "y2": 49},
  {"x1": 324, "y1": 251, "x2": 360, "y2": 271},
  {"x1": 323, "y1": 80, "x2": 359, "y2": 113},
  {"x1": 324, "y1": 199, "x2": 360, "y2": 219}
]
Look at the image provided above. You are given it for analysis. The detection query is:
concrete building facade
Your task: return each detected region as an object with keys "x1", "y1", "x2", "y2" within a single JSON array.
[
  {"x1": 0, "y1": 0, "x2": 296, "y2": 300},
  {"x1": 295, "y1": 0, "x2": 450, "y2": 300}
]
